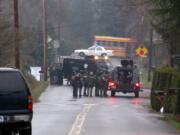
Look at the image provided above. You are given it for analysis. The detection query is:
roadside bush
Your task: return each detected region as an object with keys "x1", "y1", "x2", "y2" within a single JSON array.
[
  {"x1": 151, "y1": 66, "x2": 180, "y2": 114},
  {"x1": 22, "y1": 71, "x2": 39, "y2": 90},
  {"x1": 22, "y1": 71, "x2": 48, "y2": 102}
]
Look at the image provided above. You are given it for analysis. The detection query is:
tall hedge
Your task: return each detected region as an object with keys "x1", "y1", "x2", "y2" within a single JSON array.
[{"x1": 151, "y1": 66, "x2": 180, "y2": 114}]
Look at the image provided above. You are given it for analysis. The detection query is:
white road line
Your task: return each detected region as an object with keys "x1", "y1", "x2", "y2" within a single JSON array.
[{"x1": 67, "y1": 104, "x2": 94, "y2": 135}]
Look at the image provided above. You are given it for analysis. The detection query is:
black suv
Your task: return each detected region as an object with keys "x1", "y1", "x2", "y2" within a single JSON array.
[
  {"x1": 0, "y1": 68, "x2": 33, "y2": 135},
  {"x1": 62, "y1": 57, "x2": 113, "y2": 83}
]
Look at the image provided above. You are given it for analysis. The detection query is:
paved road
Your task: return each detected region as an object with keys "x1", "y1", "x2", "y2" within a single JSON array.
[{"x1": 32, "y1": 85, "x2": 179, "y2": 135}]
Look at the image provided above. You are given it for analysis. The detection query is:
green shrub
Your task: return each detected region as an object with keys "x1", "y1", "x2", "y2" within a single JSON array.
[
  {"x1": 22, "y1": 71, "x2": 39, "y2": 90},
  {"x1": 150, "y1": 92, "x2": 162, "y2": 112},
  {"x1": 151, "y1": 66, "x2": 180, "y2": 114},
  {"x1": 22, "y1": 71, "x2": 48, "y2": 102}
]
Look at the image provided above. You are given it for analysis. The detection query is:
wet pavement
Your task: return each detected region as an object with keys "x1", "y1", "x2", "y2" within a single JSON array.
[{"x1": 32, "y1": 85, "x2": 180, "y2": 135}]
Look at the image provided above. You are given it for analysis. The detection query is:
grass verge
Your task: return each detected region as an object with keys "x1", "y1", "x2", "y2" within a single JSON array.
[
  {"x1": 163, "y1": 115, "x2": 180, "y2": 130},
  {"x1": 144, "y1": 105, "x2": 180, "y2": 130},
  {"x1": 23, "y1": 71, "x2": 49, "y2": 102},
  {"x1": 31, "y1": 81, "x2": 49, "y2": 102}
]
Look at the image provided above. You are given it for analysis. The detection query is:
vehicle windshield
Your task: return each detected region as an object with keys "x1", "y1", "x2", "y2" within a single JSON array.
[{"x1": 0, "y1": 72, "x2": 27, "y2": 92}]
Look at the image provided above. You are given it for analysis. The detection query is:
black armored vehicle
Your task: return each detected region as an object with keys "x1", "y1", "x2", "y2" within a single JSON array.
[
  {"x1": 62, "y1": 56, "x2": 113, "y2": 84},
  {"x1": 108, "y1": 60, "x2": 140, "y2": 97},
  {"x1": 49, "y1": 63, "x2": 63, "y2": 85}
]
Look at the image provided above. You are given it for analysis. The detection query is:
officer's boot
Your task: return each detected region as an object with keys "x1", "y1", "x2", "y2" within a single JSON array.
[
  {"x1": 79, "y1": 87, "x2": 82, "y2": 97},
  {"x1": 103, "y1": 89, "x2": 108, "y2": 97},
  {"x1": 90, "y1": 87, "x2": 93, "y2": 97},
  {"x1": 95, "y1": 87, "x2": 100, "y2": 96},
  {"x1": 100, "y1": 88, "x2": 103, "y2": 97},
  {"x1": 95, "y1": 87, "x2": 98, "y2": 96},
  {"x1": 83, "y1": 86, "x2": 87, "y2": 96},
  {"x1": 73, "y1": 86, "x2": 76, "y2": 97},
  {"x1": 87, "y1": 87, "x2": 90, "y2": 96},
  {"x1": 74, "y1": 87, "x2": 78, "y2": 98}
]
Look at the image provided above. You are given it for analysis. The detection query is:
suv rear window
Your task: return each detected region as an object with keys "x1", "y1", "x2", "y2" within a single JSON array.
[{"x1": 0, "y1": 71, "x2": 27, "y2": 92}]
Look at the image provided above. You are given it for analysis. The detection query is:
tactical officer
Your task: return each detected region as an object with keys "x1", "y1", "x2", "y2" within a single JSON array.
[
  {"x1": 58, "y1": 63, "x2": 63, "y2": 85},
  {"x1": 78, "y1": 71, "x2": 84, "y2": 97},
  {"x1": 99, "y1": 75, "x2": 104, "y2": 97},
  {"x1": 102, "y1": 71, "x2": 110, "y2": 97},
  {"x1": 87, "y1": 72, "x2": 95, "y2": 97},
  {"x1": 71, "y1": 71, "x2": 78, "y2": 97},
  {"x1": 55, "y1": 66, "x2": 63, "y2": 85},
  {"x1": 73, "y1": 71, "x2": 83, "y2": 97},
  {"x1": 83, "y1": 71, "x2": 89, "y2": 96},
  {"x1": 49, "y1": 66, "x2": 55, "y2": 85},
  {"x1": 95, "y1": 72, "x2": 101, "y2": 96}
]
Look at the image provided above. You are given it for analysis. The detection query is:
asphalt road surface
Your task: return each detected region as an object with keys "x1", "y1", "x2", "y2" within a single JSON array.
[{"x1": 32, "y1": 85, "x2": 180, "y2": 135}]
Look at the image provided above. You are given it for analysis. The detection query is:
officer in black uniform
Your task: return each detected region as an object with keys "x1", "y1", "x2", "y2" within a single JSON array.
[
  {"x1": 83, "y1": 71, "x2": 89, "y2": 96},
  {"x1": 71, "y1": 71, "x2": 78, "y2": 97},
  {"x1": 78, "y1": 71, "x2": 84, "y2": 97},
  {"x1": 55, "y1": 67, "x2": 63, "y2": 85},
  {"x1": 49, "y1": 63, "x2": 63, "y2": 85},
  {"x1": 102, "y1": 71, "x2": 109, "y2": 97},
  {"x1": 99, "y1": 75, "x2": 104, "y2": 97},
  {"x1": 95, "y1": 72, "x2": 101, "y2": 96},
  {"x1": 49, "y1": 66, "x2": 55, "y2": 85},
  {"x1": 88, "y1": 72, "x2": 95, "y2": 97},
  {"x1": 58, "y1": 63, "x2": 63, "y2": 85}
]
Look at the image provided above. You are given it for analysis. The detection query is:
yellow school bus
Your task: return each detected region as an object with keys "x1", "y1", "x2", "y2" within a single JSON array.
[{"x1": 95, "y1": 36, "x2": 136, "y2": 57}]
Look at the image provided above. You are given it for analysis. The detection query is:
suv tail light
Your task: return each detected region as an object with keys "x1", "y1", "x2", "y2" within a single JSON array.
[
  {"x1": 109, "y1": 81, "x2": 116, "y2": 88},
  {"x1": 28, "y1": 96, "x2": 33, "y2": 110},
  {"x1": 134, "y1": 82, "x2": 140, "y2": 88}
]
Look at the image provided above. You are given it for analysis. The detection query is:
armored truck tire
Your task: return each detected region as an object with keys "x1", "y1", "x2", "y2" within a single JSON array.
[
  {"x1": 134, "y1": 91, "x2": 139, "y2": 98},
  {"x1": 111, "y1": 91, "x2": 116, "y2": 97}
]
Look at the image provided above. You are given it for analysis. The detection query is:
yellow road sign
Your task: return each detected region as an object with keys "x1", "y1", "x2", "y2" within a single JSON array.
[{"x1": 136, "y1": 47, "x2": 148, "y2": 57}]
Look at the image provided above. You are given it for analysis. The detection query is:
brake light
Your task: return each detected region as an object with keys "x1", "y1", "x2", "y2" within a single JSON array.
[
  {"x1": 134, "y1": 82, "x2": 140, "y2": 88},
  {"x1": 28, "y1": 96, "x2": 33, "y2": 110},
  {"x1": 109, "y1": 81, "x2": 116, "y2": 87}
]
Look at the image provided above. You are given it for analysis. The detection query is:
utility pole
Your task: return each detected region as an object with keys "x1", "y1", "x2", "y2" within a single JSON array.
[
  {"x1": 14, "y1": 0, "x2": 20, "y2": 69},
  {"x1": 43, "y1": 0, "x2": 48, "y2": 81},
  {"x1": 148, "y1": 26, "x2": 153, "y2": 82}
]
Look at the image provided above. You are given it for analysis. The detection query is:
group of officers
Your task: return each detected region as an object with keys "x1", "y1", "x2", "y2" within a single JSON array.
[
  {"x1": 49, "y1": 64, "x2": 63, "y2": 85},
  {"x1": 71, "y1": 70, "x2": 110, "y2": 97}
]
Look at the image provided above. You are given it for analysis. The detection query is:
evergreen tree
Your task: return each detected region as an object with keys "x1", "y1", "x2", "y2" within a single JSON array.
[{"x1": 149, "y1": 0, "x2": 180, "y2": 56}]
